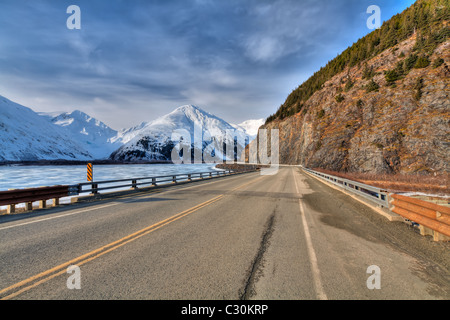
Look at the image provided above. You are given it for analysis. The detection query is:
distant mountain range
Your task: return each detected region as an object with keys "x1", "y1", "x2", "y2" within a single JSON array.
[
  {"x1": 0, "y1": 95, "x2": 262, "y2": 163},
  {"x1": 39, "y1": 110, "x2": 123, "y2": 160},
  {"x1": 0, "y1": 96, "x2": 92, "y2": 162},
  {"x1": 109, "y1": 105, "x2": 262, "y2": 163}
]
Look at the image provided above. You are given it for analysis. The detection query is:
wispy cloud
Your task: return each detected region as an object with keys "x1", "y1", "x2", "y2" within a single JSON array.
[{"x1": 0, "y1": 0, "x2": 416, "y2": 129}]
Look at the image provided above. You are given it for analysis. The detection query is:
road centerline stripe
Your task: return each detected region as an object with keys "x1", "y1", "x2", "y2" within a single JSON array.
[{"x1": 0, "y1": 173, "x2": 264, "y2": 300}]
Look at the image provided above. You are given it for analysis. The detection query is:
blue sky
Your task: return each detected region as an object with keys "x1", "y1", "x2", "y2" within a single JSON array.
[{"x1": 0, "y1": 0, "x2": 416, "y2": 130}]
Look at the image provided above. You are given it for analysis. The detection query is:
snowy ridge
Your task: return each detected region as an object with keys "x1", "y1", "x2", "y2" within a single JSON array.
[
  {"x1": 0, "y1": 95, "x2": 259, "y2": 163},
  {"x1": 112, "y1": 121, "x2": 150, "y2": 145},
  {"x1": 110, "y1": 105, "x2": 251, "y2": 162},
  {"x1": 231, "y1": 118, "x2": 265, "y2": 137},
  {"x1": 41, "y1": 110, "x2": 122, "y2": 160},
  {"x1": 0, "y1": 95, "x2": 92, "y2": 161}
]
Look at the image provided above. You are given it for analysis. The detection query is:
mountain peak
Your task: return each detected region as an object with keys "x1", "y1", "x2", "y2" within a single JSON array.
[
  {"x1": 171, "y1": 104, "x2": 210, "y2": 117},
  {"x1": 167, "y1": 104, "x2": 229, "y2": 128},
  {"x1": 110, "y1": 104, "x2": 252, "y2": 162},
  {"x1": 70, "y1": 109, "x2": 90, "y2": 117},
  {"x1": 175, "y1": 104, "x2": 200, "y2": 111}
]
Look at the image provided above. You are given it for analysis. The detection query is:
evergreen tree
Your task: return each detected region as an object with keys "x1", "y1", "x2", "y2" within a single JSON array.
[
  {"x1": 266, "y1": 0, "x2": 450, "y2": 124},
  {"x1": 414, "y1": 55, "x2": 431, "y2": 68}
]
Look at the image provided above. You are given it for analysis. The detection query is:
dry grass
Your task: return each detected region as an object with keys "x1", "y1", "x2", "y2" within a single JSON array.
[{"x1": 313, "y1": 168, "x2": 449, "y2": 196}]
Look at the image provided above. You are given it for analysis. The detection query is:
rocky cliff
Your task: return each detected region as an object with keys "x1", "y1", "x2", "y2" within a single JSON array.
[
  {"x1": 253, "y1": 1, "x2": 449, "y2": 175},
  {"x1": 257, "y1": 36, "x2": 449, "y2": 174}
]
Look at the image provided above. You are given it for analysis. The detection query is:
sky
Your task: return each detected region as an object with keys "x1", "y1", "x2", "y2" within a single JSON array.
[{"x1": 0, "y1": 0, "x2": 416, "y2": 130}]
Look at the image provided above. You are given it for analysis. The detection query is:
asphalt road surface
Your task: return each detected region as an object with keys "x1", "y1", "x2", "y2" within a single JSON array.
[{"x1": 0, "y1": 167, "x2": 449, "y2": 300}]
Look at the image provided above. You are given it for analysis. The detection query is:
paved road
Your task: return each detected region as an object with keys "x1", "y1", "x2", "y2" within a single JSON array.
[{"x1": 0, "y1": 167, "x2": 449, "y2": 300}]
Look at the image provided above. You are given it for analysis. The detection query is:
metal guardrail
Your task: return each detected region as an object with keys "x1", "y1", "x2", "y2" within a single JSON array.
[
  {"x1": 302, "y1": 167, "x2": 389, "y2": 208},
  {"x1": 0, "y1": 169, "x2": 256, "y2": 214},
  {"x1": 72, "y1": 169, "x2": 242, "y2": 195}
]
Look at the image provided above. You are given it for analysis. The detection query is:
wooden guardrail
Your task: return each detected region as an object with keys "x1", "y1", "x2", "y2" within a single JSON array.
[
  {"x1": 389, "y1": 194, "x2": 450, "y2": 241},
  {"x1": 0, "y1": 185, "x2": 70, "y2": 214}
]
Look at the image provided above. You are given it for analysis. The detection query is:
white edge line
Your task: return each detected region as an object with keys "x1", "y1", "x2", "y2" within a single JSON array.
[
  {"x1": 0, "y1": 203, "x2": 118, "y2": 231},
  {"x1": 293, "y1": 168, "x2": 328, "y2": 300}
]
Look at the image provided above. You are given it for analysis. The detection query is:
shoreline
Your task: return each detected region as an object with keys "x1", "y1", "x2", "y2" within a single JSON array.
[{"x1": 0, "y1": 160, "x2": 174, "y2": 166}]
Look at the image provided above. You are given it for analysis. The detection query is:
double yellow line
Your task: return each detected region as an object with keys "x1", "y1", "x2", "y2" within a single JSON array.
[{"x1": 0, "y1": 174, "x2": 264, "y2": 300}]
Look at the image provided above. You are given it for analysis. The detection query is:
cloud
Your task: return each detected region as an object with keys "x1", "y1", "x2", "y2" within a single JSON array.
[
  {"x1": 244, "y1": 36, "x2": 281, "y2": 63},
  {"x1": 0, "y1": 0, "x2": 416, "y2": 129}
]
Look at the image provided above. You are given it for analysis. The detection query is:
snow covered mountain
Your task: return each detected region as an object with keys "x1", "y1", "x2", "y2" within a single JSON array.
[
  {"x1": 0, "y1": 95, "x2": 259, "y2": 163},
  {"x1": 110, "y1": 121, "x2": 150, "y2": 145},
  {"x1": 232, "y1": 119, "x2": 265, "y2": 138},
  {"x1": 0, "y1": 95, "x2": 92, "y2": 161},
  {"x1": 110, "y1": 105, "x2": 251, "y2": 163},
  {"x1": 41, "y1": 110, "x2": 122, "y2": 160}
]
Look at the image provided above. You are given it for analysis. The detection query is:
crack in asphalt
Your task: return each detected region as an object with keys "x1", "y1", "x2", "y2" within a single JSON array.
[{"x1": 239, "y1": 212, "x2": 276, "y2": 300}]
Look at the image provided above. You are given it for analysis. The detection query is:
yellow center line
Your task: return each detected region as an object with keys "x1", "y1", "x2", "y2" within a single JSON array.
[{"x1": 0, "y1": 174, "x2": 265, "y2": 300}]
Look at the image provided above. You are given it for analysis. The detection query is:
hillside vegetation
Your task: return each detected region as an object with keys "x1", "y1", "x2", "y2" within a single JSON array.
[
  {"x1": 252, "y1": 0, "x2": 449, "y2": 176},
  {"x1": 266, "y1": 0, "x2": 449, "y2": 123}
]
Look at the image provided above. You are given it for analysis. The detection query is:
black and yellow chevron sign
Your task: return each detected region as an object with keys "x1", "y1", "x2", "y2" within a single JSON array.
[{"x1": 87, "y1": 163, "x2": 93, "y2": 182}]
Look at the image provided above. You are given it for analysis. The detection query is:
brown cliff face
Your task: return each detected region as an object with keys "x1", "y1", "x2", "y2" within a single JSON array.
[{"x1": 252, "y1": 36, "x2": 449, "y2": 175}]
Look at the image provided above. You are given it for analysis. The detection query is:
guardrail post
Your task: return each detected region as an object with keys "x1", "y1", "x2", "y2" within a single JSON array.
[
  {"x1": 132, "y1": 179, "x2": 138, "y2": 190},
  {"x1": 433, "y1": 230, "x2": 449, "y2": 242},
  {"x1": 173, "y1": 176, "x2": 177, "y2": 183},
  {"x1": 188, "y1": 174, "x2": 192, "y2": 181},
  {"x1": 7, "y1": 204, "x2": 15, "y2": 214},
  {"x1": 91, "y1": 183, "x2": 98, "y2": 195},
  {"x1": 209, "y1": 172, "x2": 212, "y2": 178},
  {"x1": 419, "y1": 225, "x2": 434, "y2": 237},
  {"x1": 39, "y1": 200, "x2": 47, "y2": 209},
  {"x1": 152, "y1": 178, "x2": 157, "y2": 186},
  {"x1": 387, "y1": 193, "x2": 394, "y2": 210},
  {"x1": 200, "y1": 173, "x2": 203, "y2": 179},
  {"x1": 6, "y1": 189, "x2": 16, "y2": 214}
]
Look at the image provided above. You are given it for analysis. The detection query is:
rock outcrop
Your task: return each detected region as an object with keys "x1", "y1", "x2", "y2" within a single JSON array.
[{"x1": 251, "y1": 35, "x2": 449, "y2": 174}]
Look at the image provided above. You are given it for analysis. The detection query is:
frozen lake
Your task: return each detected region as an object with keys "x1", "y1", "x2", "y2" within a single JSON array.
[
  {"x1": 0, "y1": 163, "x2": 222, "y2": 209},
  {"x1": 0, "y1": 163, "x2": 221, "y2": 191}
]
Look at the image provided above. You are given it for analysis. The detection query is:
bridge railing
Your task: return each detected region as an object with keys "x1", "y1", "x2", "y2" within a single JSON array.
[
  {"x1": 301, "y1": 167, "x2": 389, "y2": 208},
  {"x1": 74, "y1": 169, "x2": 239, "y2": 194},
  {"x1": 1, "y1": 168, "x2": 256, "y2": 214}
]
